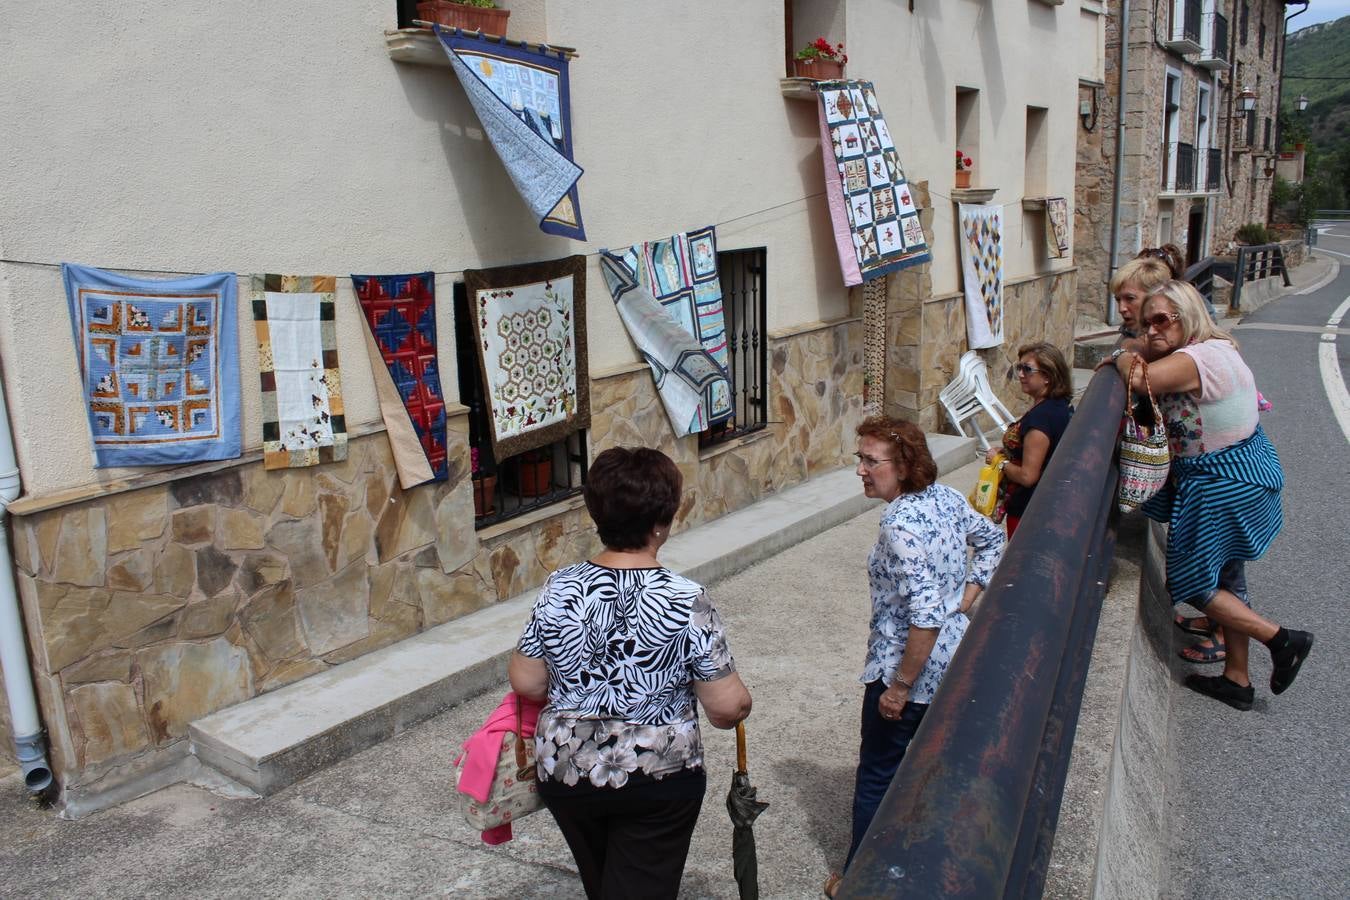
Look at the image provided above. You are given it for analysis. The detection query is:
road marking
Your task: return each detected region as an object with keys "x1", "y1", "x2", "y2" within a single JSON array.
[
  {"x1": 1297, "y1": 257, "x2": 1340, "y2": 294},
  {"x1": 1313, "y1": 247, "x2": 1350, "y2": 260},
  {"x1": 1320, "y1": 296, "x2": 1350, "y2": 446},
  {"x1": 1233, "y1": 323, "x2": 1350, "y2": 336}
]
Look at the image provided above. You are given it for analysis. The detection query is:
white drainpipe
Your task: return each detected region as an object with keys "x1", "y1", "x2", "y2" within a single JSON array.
[{"x1": 0, "y1": 365, "x2": 53, "y2": 792}]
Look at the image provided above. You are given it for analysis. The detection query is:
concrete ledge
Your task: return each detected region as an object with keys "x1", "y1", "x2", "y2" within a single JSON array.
[{"x1": 189, "y1": 435, "x2": 974, "y2": 796}]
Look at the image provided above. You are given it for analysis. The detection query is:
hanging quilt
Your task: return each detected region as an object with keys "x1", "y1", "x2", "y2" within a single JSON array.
[
  {"x1": 599, "y1": 250, "x2": 730, "y2": 437},
  {"x1": 1045, "y1": 197, "x2": 1070, "y2": 259},
  {"x1": 612, "y1": 225, "x2": 733, "y2": 427},
  {"x1": 958, "y1": 203, "x2": 1004, "y2": 349},
  {"x1": 351, "y1": 273, "x2": 447, "y2": 488},
  {"x1": 815, "y1": 80, "x2": 930, "y2": 286},
  {"x1": 62, "y1": 263, "x2": 241, "y2": 467},
  {"x1": 464, "y1": 255, "x2": 589, "y2": 459},
  {"x1": 251, "y1": 274, "x2": 348, "y2": 469},
  {"x1": 435, "y1": 26, "x2": 585, "y2": 240}
]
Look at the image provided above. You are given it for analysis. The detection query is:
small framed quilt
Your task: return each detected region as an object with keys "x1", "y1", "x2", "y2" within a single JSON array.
[
  {"x1": 251, "y1": 274, "x2": 348, "y2": 469},
  {"x1": 464, "y1": 255, "x2": 590, "y2": 459},
  {"x1": 62, "y1": 263, "x2": 241, "y2": 467}
]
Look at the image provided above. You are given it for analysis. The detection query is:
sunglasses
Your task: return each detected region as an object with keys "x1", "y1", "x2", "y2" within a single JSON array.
[
  {"x1": 1013, "y1": 363, "x2": 1043, "y2": 377},
  {"x1": 1143, "y1": 311, "x2": 1180, "y2": 331}
]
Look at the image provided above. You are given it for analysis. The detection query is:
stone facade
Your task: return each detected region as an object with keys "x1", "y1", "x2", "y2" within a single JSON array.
[{"x1": 5, "y1": 321, "x2": 862, "y2": 791}]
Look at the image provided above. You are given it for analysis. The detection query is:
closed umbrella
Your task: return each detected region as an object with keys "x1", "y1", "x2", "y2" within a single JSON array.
[{"x1": 725, "y1": 721, "x2": 770, "y2": 900}]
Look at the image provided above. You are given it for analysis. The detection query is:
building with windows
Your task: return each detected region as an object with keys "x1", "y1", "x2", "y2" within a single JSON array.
[
  {"x1": 1075, "y1": 0, "x2": 1297, "y2": 323},
  {"x1": 0, "y1": 1, "x2": 1098, "y2": 804}
]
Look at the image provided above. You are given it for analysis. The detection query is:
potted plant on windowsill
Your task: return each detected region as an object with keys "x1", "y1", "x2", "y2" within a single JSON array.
[
  {"x1": 471, "y1": 448, "x2": 497, "y2": 518},
  {"x1": 793, "y1": 38, "x2": 847, "y2": 80},
  {"x1": 516, "y1": 447, "x2": 553, "y2": 498},
  {"x1": 955, "y1": 150, "x2": 974, "y2": 189},
  {"x1": 417, "y1": 0, "x2": 510, "y2": 35}
]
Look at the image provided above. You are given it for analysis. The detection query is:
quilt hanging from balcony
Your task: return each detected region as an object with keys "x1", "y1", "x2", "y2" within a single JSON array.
[
  {"x1": 352, "y1": 272, "x2": 448, "y2": 488},
  {"x1": 435, "y1": 26, "x2": 585, "y2": 241},
  {"x1": 63, "y1": 263, "x2": 241, "y2": 467},
  {"x1": 609, "y1": 226, "x2": 733, "y2": 428},
  {"x1": 958, "y1": 203, "x2": 1004, "y2": 349},
  {"x1": 464, "y1": 255, "x2": 590, "y2": 459},
  {"x1": 251, "y1": 274, "x2": 348, "y2": 469},
  {"x1": 1045, "y1": 197, "x2": 1070, "y2": 259},
  {"x1": 599, "y1": 249, "x2": 730, "y2": 437},
  {"x1": 815, "y1": 80, "x2": 930, "y2": 286}
]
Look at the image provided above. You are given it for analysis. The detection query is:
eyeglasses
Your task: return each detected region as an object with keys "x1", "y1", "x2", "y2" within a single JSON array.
[
  {"x1": 854, "y1": 452, "x2": 897, "y2": 470},
  {"x1": 1014, "y1": 363, "x2": 1043, "y2": 377},
  {"x1": 1143, "y1": 311, "x2": 1180, "y2": 331}
]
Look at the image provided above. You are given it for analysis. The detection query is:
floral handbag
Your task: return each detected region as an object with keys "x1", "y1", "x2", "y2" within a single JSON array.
[
  {"x1": 1117, "y1": 356, "x2": 1171, "y2": 513},
  {"x1": 454, "y1": 701, "x2": 542, "y2": 831}
]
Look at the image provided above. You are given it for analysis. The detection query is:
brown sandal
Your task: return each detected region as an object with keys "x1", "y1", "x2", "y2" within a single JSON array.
[{"x1": 823, "y1": 872, "x2": 843, "y2": 898}]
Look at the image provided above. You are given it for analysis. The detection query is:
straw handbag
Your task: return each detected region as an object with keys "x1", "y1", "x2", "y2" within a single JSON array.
[{"x1": 1117, "y1": 356, "x2": 1170, "y2": 513}]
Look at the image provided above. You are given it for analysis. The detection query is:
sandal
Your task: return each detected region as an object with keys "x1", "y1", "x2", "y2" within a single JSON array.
[
  {"x1": 1178, "y1": 638, "x2": 1226, "y2": 664},
  {"x1": 1184, "y1": 673, "x2": 1254, "y2": 711},
  {"x1": 1173, "y1": 614, "x2": 1215, "y2": 637},
  {"x1": 823, "y1": 872, "x2": 843, "y2": 898},
  {"x1": 1270, "y1": 630, "x2": 1314, "y2": 695}
]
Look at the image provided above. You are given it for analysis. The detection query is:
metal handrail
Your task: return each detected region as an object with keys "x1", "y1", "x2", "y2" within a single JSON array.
[
  {"x1": 838, "y1": 368, "x2": 1125, "y2": 899},
  {"x1": 1230, "y1": 243, "x2": 1291, "y2": 312}
]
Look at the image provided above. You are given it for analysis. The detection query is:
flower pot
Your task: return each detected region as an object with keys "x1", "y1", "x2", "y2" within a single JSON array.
[
  {"x1": 793, "y1": 58, "x2": 845, "y2": 80},
  {"x1": 473, "y1": 474, "x2": 497, "y2": 517},
  {"x1": 954, "y1": 170, "x2": 972, "y2": 189},
  {"x1": 517, "y1": 458, "x2": 553, "y2": 498},
  {"x1": 417, "y1": 1, "x2": 510, "y2": 35},
  {"x1": 1293, "y1": 142, "x2": 1306, "y2": 152}
]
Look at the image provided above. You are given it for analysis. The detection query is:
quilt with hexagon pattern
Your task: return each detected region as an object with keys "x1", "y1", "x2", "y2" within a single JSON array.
[
  {"x1": 816, "y1": 80, "x2": 931, "y2": 286},
  {"x1": 464, "y1": 255, "x2": 589, "y2": 459},
  {"x1": 62, "y1": 262, "x2": 241, "y2": 467},
  {"x1": 352, "y1": 272, "x2": 448, "y2": 488}
]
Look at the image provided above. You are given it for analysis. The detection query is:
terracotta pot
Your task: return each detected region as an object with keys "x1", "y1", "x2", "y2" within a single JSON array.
[
  {"x1": 472, "y1": 474, "x2": 497, "y2": 517},
  {"x1": 517, "y1": 458, "x2": 553, "y2": 497},
  {"x1": 1294, "y1": 142, "x2": 1306, "y2": 152},
  {"x1": 417, "y1": 1, "x2": 510, "y2": 35},
  {"x1": 954, "y1": 170, "x2": 972, "y2": 189},
  {"x1": 793, "y1": 57, "x2": 845, "y2": 80}
]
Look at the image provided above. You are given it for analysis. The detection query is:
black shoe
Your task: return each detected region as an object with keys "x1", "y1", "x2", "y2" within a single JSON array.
[
  {"x1": 1270, "y1": 630, "x2": 1314, "y2": 696},
  {"x1": 1185, "y1": 674, "x2": 1254, "y2": 711}
]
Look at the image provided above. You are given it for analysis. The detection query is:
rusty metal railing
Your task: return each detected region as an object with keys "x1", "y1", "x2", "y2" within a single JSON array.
[{"x1": 839, "y1": 367, "x2": 1126, "y2": 900}]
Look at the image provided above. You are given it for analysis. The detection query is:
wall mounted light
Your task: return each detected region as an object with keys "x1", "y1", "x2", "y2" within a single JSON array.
[{"x1": 1237, "y1": 86, "x2": 1257, "y2": 116}]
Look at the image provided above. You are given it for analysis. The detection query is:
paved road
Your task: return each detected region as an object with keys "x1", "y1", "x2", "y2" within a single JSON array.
[{"x1": 1164, "y1": 241, "x2": 1350, "y2": 899}]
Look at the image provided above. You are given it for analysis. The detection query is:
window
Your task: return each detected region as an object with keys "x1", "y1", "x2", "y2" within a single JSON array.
[
  {"x1": 453, "y1": 283, "x2": 588, "y2": 528},
  {"x1": 700, "y1": 248, "x2": 769, "y2": 449},
  {"x1": 396, "y1": 0, "x2": 419, "y2": 28},
  {"x1": 955, "y1": 87, "x2": 981, "y2": 178},
  {"x1": 1258, "y1": 13, "x2": 1266, "y2": 57},
  {"x1": 1263, "y1": 116, "x2": 1271, "y2": 150},
  {"x1": 1245, "y1": 107, "x2": 1258, "y2": 147},
  {"x1": 1240, "y1": 2, "x2": 1248, "y2": 45},
  {"x1": 1024, "y1": 107, "x2": 1049, "y2": 197},
  {"x1": 1162, "y1": 69, "x2": 1182, "y2": 190}
]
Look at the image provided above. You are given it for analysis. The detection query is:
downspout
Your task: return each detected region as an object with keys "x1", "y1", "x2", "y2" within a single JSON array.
[
  {"x1": 0, "y1": 365, "x2": 52, "y2": 793},
  {"x1": 1106, "y1": 0, "x2": 1132, "y2": 324}
]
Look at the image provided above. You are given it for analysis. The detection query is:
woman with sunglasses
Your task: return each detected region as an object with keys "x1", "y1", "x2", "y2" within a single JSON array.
[
  {"x1": 825, "y1": 417, "x2": 1004, "y2": 897},
  {"x1": 983, "y1": 343, "x2": 1074, "y2": 537},
  {"x1": 1114, "y1": 281, "x2": 1313, "y2": 710}
]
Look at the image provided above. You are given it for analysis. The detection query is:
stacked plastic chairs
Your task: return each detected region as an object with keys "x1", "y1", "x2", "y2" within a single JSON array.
[{"x1": 938, "y1": 350, "x2": 1014, "y2": 450}]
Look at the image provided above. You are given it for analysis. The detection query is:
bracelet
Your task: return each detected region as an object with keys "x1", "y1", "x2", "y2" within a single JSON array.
[
  {"x1": 997, "y1": 459, "x2": 1007, "y2": 472},
  {"x1": 893, "y1": 676, "x2": 914, "y2": 691},
  {"x1": 1111, "y1": 348, "x2": 1128, "y2": 362}
]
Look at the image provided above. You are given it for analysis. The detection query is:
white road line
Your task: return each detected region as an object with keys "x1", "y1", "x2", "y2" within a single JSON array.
[
  {"x1": 1233, "y1": 323, "x2": 1350, "y2": 336},
  {"x1": 1321, "y1": 296, "x2": 1350, "y2": 446},
  {"x1": 1313, "y1": 247, "x2": 1350, "y2": 260}
]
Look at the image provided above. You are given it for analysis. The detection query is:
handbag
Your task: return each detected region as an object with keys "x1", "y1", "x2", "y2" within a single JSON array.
[
  {"x1": 968, "y1": 452, "x2": 1004, "y2": 517},
  {"x1": 1117, "y1": 356, "x2": 1171, "y2": 513},
  {"x1": 454, "y1": 698, "x2": 542, "y2": 831}
]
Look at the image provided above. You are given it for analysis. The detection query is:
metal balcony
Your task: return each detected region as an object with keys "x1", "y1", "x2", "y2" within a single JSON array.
[
  {"x1": 1162, "y1": 141, "x2": 1197, "y2": 193},
  {"x1": 1165, "y1": 0, "x2": 1203, "y2": 53},
  {"x1": 1197, "y1": 12, "x2": 1229, "y2": 69},
  {"x1": 1204, "y1": 147, "x2": 1222, "y2": 191}
]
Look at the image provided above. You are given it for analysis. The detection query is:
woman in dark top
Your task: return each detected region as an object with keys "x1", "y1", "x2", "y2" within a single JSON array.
[{"x1": 984, "y1": 342, "x2": 1074, "y2": 537}]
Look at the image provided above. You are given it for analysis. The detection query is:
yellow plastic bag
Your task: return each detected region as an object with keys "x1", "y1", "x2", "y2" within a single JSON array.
[{"x1": 968, "y1": 453, "x2": 1004, "y2": 517}]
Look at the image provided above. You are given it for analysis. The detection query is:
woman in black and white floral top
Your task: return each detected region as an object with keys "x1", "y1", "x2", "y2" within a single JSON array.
[{"x1": 509, "y1": 446, "x2": 752, "y2": 900}]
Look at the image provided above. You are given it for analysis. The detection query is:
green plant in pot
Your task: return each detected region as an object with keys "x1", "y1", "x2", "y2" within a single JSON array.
[
  {"x1": 793, "y1": 37, "x2": 847, "y2": 80},
  {"x1": 418, "y1": 0, "x2": 510, "y2": 35}
]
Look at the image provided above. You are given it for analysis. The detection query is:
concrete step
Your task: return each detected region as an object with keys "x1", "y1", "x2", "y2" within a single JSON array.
[{"x1": 189, "y1": 432, "x2": 976, "y2": 795}]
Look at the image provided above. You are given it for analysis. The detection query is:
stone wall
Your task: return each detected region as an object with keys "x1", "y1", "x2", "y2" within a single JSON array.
[{"x1": 4, "y1": 320, "x2": 861, "y2": 791}]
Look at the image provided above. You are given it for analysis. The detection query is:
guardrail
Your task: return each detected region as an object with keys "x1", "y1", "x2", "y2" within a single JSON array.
[
  {"x1": 1230, "y1": 243, "x2": 1291, "y2": 312},
  {"x1": 838, "y1": 367, "x2": 1125, "y2": 899}
]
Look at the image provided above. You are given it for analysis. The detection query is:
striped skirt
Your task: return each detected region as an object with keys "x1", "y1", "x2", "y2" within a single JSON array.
[{"x1": 1142, "y1": 426, "x2": 1284, "y2": 606}]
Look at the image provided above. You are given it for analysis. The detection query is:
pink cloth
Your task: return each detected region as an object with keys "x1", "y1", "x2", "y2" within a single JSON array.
[
  {"x1": 818, "y1": 102, "x2": 864, "y2": 286},
  {"x1": 455, "y1": 691, "x2": 543, "y2": 845}
]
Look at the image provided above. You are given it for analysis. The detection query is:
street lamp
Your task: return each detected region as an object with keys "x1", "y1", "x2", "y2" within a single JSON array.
[
  {"x1": 1296, "y1": 94, "x2": 1309, "y2": 112},
  {"x1": 1237, "y1": 86, "x2": 1258, "y2": 116}
]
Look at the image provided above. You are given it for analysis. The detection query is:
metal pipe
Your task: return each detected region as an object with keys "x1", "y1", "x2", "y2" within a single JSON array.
[
  {"x1": 0, "y1": 365, "x2": 52, "y2": 793},
  {"x1": 1106, "y1": 0, "x2": 1132, "y2": 325}
]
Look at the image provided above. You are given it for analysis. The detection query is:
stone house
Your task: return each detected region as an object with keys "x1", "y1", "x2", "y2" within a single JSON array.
[
  {"x1": 1075, "y1": 0, "x2": 1295, "y2": 323},
  {"x1": 0, "y1": 1, "x2": 1098, "y2": 807}
]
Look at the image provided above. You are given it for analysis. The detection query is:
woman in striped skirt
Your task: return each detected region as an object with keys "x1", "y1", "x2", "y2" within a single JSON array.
[{"x1": 1112, "y1": 280, "x2": 1313, "y2": 710}]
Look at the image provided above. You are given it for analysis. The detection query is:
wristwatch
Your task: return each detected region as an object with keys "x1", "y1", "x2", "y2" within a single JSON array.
[{"x1": 1110, "y1": 348, "x2": 1128, "y2": 362}]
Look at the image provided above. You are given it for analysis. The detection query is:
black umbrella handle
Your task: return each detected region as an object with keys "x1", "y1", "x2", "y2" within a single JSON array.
[{"x1": 735, "y1": 720, "x2": 748, "y2": 774}]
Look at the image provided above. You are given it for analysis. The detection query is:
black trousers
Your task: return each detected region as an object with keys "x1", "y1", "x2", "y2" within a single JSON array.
[{"x1": 541, "y1": 771, "x2": 706, "y2": 900}]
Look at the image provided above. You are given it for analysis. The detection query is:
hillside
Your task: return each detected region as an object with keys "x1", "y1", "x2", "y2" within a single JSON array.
[{"x1": 1283, "y1": 16, "x2": 1350, "y2": 145}]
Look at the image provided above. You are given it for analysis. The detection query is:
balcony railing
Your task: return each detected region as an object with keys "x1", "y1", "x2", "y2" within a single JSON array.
[
  {"x1": 1203, "y1": 147, "x2": 1222, "y2": 191},
  {"x1": 1163, "y1": 141, "x2": 1196, "y2": 193},
  {"x1": 1198, "y1": 12, "x2": 1230, "y2": 68},
  {"x1": 1166, "y1": 0, "x2": 1203, "y2": 52}
]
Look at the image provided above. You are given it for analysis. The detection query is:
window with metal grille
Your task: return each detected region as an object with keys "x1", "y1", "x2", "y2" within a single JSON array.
[
  {"x1": 1246, "y1": 108, "x2": 1258, "y2": 147},
  {"x1": 453, "y1": 283, "x2": 588, "y2": 529},
  {"x1": 699, "y1": 248, "x2": 769, "y2": 449}
]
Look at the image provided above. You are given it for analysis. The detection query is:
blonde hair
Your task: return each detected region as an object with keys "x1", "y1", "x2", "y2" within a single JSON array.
[
  {"x1": 1109, "y1": 257, "x2": 1172, "y2": 296},
  {"x1": 1144, "y1": 280, "x2": 1237, "y2": 348}
]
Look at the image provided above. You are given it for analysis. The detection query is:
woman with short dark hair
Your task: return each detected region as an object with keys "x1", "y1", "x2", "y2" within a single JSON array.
[{"x1": 509, "y1": 446, "x2": 752, "y2": 900}]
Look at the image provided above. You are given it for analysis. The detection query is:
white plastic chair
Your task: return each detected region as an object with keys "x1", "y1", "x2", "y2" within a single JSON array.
[{"x1": 938, "y1": 351, "x2": 1014, "y2": 450}]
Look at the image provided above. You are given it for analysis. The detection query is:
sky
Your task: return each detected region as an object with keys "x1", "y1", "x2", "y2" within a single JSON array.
[{"x1": 1290, "y1": 2, "x2": 1350, "y2": 31}]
